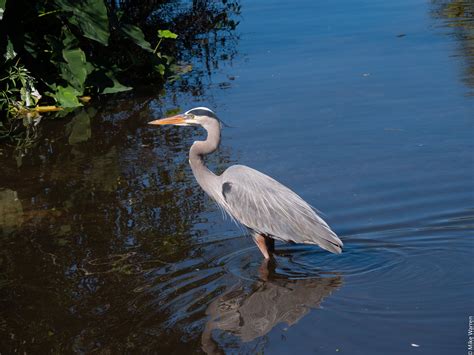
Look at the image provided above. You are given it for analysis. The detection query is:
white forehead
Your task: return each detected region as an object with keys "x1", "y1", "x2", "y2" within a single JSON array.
[{"x1": 185, "y1": 107, "x2": 215, "y2": 115}]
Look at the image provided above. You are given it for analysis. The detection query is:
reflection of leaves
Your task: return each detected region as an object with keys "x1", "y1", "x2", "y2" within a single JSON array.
[
  {"x1": 0, "y1": 189, "x2": 23, "y2": 235},
  {"x1": 165, "y1": 107, "x2": 181, "y2": 116},
  {"x1": 0, "y1": 2, "x2": 242, "y2": 351},
  {"x1": 444, "y1": 1, "x2": 467, "y2": 18},
  {"x1": 88, "y1": 146, "x2": 120, "y2": 192},
  {"x1": 66, "y1": 108, "x2": 94, "y2": 144},
  {"x1": 434, "y1": 0, "x2": 474, "y2": 92},
  {"x1": 57, "y1": 225, "x2": 72, "y2": 237}
]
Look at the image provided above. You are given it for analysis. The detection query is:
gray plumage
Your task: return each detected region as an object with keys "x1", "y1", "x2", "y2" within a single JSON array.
[
  {"x1": 201, "y1": 271, "x2": 342, "y2": 349},
  {"x1": 149, "y1": 107, "x2": 343, "y2": 257},
  {"x1": 220, "y1": 165, "x2": 342, "y2": 253}
]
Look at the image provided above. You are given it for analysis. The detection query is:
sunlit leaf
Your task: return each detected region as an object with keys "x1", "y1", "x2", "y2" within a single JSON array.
[
  {"x1": 158, "y1": 29, "x2": 178, "y2": 39},
  {"x1": 121, "y1": 24, "x2": 153, "y2": 52},
  {"x1": 4, "y1": 38, "x2": 16, "y2": 61},
  {"x1": 0, "y1": 0, "x2": 6, "y2": 21},
  {"x1": 53, "y1": 85, "x2": 82, "y2": 107},
  {"x1": 78, "y1": 96, "x2": 91, "y2": 103}
]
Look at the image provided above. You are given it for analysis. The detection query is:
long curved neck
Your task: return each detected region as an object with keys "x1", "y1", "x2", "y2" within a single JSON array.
[{"x1": 189, "y1": 120, "x2": 222, "y2": 200}]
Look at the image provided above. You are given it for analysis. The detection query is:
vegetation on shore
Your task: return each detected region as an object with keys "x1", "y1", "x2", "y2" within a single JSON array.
[{"x1": 0, "y1": 0, "x2": 240, "y2": 144}]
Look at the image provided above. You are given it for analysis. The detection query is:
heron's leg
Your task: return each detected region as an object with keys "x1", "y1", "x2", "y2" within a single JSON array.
[
  {"x1": 265, "y1": 236, "x2": 275, "y2": 253},
  {"x1": 258, "y1": 257, "x2": 276, "y2": 281},
  {"x1": 252, "y1": 233, "x2": 271, "y2": 259},
  {"x1": 259, "y1": 258, "x2": 270, "y2": 281}
]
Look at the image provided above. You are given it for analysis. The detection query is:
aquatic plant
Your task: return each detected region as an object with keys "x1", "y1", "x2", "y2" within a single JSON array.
[
  {"x1": 0, "y1": 0, "x2": 178, "y2": 110},
  {"x1": 0, "y1": 0, "x2": 240, "y2": 147}
]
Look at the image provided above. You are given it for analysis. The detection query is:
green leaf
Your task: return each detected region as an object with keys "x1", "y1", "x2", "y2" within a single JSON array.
[
  {"x1": 55, "y1": 0, "x2": 109, "y2": 45},
  {"x1": 61, "y1": 28, "x2": 79, "y2": 50},
  {"x1": 158, "y1": 30, "x2": 178, "y2": 39},
  {"x1": 101, "y1": 72, "x2": 132, "y2": 94},
  {"x1": 0, "y1": 0, "x2": 6, "y2": 21},
  {"x1": 53, "y1": 85, "x2": 82, "y2": 108},
  {"x1": 44, "y1": 34, "x2": 63, "y2": 59},
  {"x1": 4, "y1": 38, "x2": 16, "y2": 61},
  {"x1": 121, "y1": 24, "x2": 153, "y2": 52},
  {"x1": 85, "y1": 67, "x2": 132, "y2": 94},
  {"x1": 60, "y1": 48, "x2": 92, "y2": 91},
  {"x1": 155, "y1": 64, "x2": 165, "y2": 76},
  {"x1": 22, "y1": 32, "x2": 39, "y2": 59}
]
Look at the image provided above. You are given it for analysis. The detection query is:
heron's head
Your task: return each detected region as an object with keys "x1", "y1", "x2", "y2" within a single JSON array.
[{"x1": 148, "y1": 107, "x2": 219, "y2": 128}]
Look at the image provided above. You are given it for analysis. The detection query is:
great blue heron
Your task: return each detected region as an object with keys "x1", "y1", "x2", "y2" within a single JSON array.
[
  {"x1": 201, "y1": 259, "x2": 342, "y2": 352},
  {"x1": 149, "y1": 107, "x2": 343, "y2": 259}
]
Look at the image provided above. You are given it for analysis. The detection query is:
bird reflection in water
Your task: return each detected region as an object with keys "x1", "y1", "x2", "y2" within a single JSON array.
[{"x1": 201, "y1": 259, "x2": 343, "y2": 353}]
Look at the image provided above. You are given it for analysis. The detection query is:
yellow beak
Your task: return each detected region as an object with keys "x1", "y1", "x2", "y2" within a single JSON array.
[{"x1": 148, "y1": 114, "x2": 186, "y2": 126}]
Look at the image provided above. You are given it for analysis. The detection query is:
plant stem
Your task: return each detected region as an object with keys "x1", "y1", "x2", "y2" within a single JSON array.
[{"x1": 153, "y1": 38, "x2": 163, "y2": 54}]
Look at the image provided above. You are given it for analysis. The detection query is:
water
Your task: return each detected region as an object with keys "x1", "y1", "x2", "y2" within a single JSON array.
[{"x1": 1, "y1": 0, "x2": 473, "y2": 353}]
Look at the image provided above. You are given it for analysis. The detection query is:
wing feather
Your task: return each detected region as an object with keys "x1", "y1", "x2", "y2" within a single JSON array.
[{"x1": 219, "y1": 165, "x2": 343, "y2": 254}]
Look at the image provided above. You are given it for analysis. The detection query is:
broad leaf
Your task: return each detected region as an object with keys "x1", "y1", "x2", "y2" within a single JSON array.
[
  {"x1": 122, "y1": 24, "x2": 153, "y2": 52},
  {"x1": 60, "y1": 48, "x2": 92, "y2": 91},
  {"x1": 101, "y1": 71, "x2": 132, "y2": 94},
  {"x1": 53, "y1": 85, "x2": 82, "y2": 107},
  {"x1": 55, "y1": 0, "x2": 109, "y2": 45},
  {"x1": 158, "y1": 29, "x2": 178, "y2": 39},
  {"x1": 86, "y1": 67, "x2": 132, "y2": 94},
  {"x1": 61, "y1": 28, "x2": 79, "y2": 50}
]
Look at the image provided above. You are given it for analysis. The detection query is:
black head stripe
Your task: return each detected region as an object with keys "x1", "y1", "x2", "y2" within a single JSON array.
[{"x1": 188, "y1": 109, "x2": 217, "y2": 119}]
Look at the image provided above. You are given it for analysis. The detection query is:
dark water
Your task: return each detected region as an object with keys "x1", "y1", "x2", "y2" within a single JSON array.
[{"x1": 1, "y1": 0, "x2": 474, "y2": 354}]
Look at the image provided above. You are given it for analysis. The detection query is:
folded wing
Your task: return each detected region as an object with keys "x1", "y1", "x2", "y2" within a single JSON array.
[{"x1": 219, "y1": 165, "x2": 343, "y2": 254}]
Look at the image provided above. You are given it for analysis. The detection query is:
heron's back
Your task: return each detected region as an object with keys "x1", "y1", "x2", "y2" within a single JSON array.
[{"x1": 219, "y1": 165, "x2": 343, "y2": 253}]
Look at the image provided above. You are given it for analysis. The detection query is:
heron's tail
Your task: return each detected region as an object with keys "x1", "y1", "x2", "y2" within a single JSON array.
[
  {"x1": 320, "y1": 235, "x2": 344, "y2": 254},
  {"x1": 306, "y1": 230, "x2": 343, "y2": 254}
]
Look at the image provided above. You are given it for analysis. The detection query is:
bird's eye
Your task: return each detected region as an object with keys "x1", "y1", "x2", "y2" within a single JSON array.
[{"x1": 187, "y1": 114, "x2": 195, "y2": 119}]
